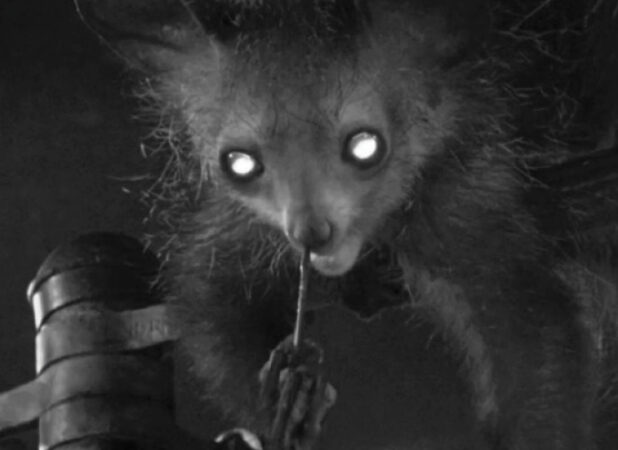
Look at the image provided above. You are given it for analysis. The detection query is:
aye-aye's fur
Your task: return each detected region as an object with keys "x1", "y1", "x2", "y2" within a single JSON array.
[{"x1": 80, "y1": 0, "x2": 618, "y2": 448}]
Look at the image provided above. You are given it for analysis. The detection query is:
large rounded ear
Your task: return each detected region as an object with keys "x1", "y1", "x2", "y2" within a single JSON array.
[
  {"x1": 75, "y1": 0, "x2": 372, "y2": 71},
  {"x1": 74, "y1": 0, "x2": 244, "y2": 72}
]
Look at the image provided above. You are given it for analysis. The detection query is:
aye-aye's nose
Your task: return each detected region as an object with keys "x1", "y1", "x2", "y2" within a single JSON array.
[{"x1": 285, "y1": 215, "x2": 333, "y2": 252}]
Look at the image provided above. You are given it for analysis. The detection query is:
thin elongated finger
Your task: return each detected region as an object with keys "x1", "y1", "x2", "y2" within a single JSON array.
[
  {"x1": 259, "y1": 347, "x2": 287, "y2": 408},
  {"x1": 302, "y1": 376, "x2": 337, "y2": 445},
  {"x1": 282, "y1": 374, "x2": 314, "y2": 449},
  {"x1": 269, "y1": 369, "x2": 303, "y2": 448}
]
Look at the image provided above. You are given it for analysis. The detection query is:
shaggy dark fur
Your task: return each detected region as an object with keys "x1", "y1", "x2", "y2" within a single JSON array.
[{"x1": 77, "y1": 0, "x2": 618, "y2": 448}]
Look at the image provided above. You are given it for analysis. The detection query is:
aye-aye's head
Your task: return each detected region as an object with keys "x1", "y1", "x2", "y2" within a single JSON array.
[{"x1": 81, "y1": 0, "x2": 488, "y2": 276}]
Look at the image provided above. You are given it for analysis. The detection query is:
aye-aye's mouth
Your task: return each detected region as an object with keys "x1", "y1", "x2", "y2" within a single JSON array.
[{"x1": 307, "y1": 236, "x2": 363, "y2": 277}]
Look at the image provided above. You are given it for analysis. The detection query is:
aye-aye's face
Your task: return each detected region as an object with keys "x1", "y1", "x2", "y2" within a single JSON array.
[
  {"x1": 206, "y1": 71, "x2": 440, "y2": 276},
  {"x1": 163, "y1": 3, "x2": 462, "y2": 276}
]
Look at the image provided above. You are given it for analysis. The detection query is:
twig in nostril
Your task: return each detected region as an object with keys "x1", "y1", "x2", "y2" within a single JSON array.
[{"x1": 293, "y1": 248, "x2": 310, "y2": 349}]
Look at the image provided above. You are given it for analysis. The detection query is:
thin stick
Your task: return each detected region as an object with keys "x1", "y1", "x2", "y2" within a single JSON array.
[{"x1": 292, "y1": 248, "x2": 310, "y2": 348}]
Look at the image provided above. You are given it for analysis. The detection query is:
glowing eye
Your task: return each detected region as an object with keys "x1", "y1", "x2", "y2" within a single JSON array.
[
  {"x1": 342, "y1": 130, "x2": 387, "y2": 169},
  {"x1": 220, "y1": 150, "x2": 264, "y2": 182}
]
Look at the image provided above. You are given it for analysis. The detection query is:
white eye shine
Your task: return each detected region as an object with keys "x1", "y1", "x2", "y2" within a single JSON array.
[
  {"x1": 350, "y1": 134, "x2": 379, "y2": 161},
  {"x1": 220, "y1": 150, "x2": 264, "y2": 182},
  {"x1": 342, "y1": 130, "x2": 388, "y2": 169},
  {"x1": 229, "y1": 153, "x2": 257, "y2": 176}
]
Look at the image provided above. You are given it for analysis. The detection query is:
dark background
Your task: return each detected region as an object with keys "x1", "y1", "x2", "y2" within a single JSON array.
[{"x1": 1, "y1": 0, "x2": 149, "y2": 445}]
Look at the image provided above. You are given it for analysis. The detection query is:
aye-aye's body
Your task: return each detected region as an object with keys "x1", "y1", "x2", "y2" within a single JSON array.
[{"x1": 80, "y1": 0, "x2": 618, "y2": 448}]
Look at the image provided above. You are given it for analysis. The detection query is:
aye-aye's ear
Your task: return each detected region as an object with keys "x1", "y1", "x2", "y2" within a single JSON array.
[{"x1": 74, "y1": 0, "x2": 246, "y2": 72}]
